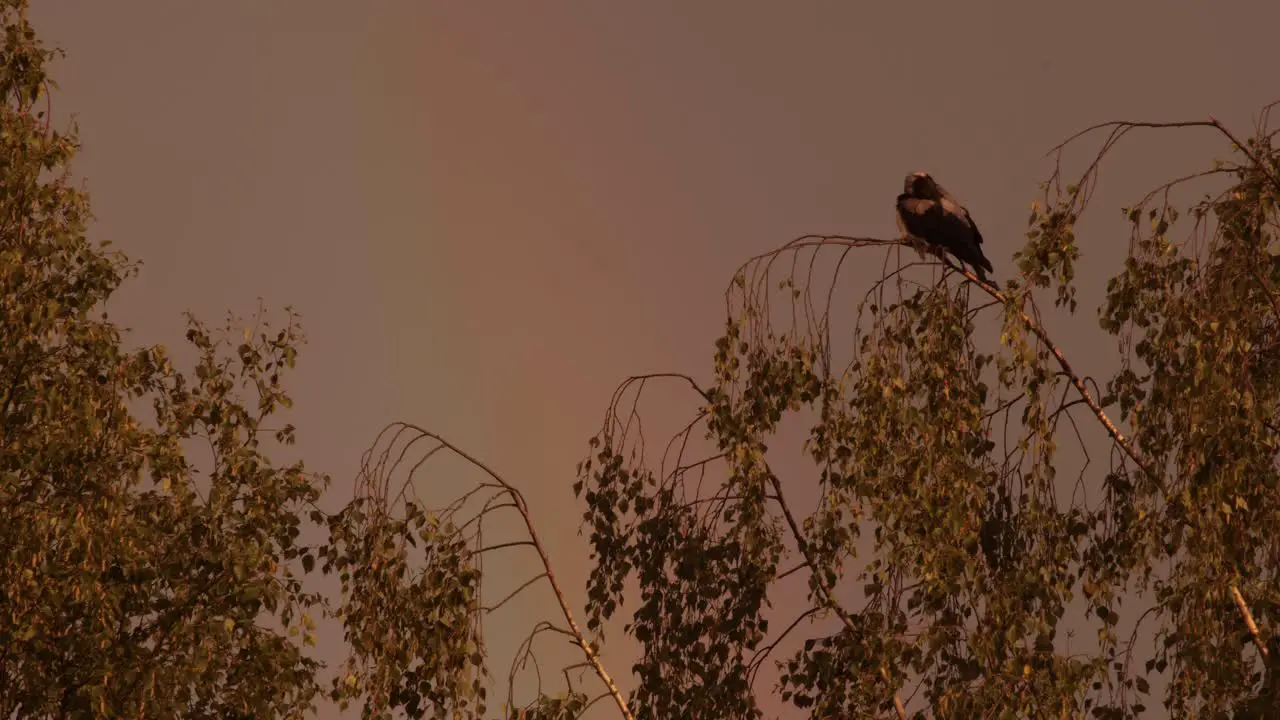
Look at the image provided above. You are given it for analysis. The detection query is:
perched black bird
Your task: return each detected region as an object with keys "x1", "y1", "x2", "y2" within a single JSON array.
[{"x1": 896, "y1": 171, "x2": 996, "y2": 287}]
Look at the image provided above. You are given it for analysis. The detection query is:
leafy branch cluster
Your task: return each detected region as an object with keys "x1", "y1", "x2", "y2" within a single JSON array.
[
  {"x1": 575, "y1": 105, "x2": 1280, "y2": 718},
  {"x1": 0, "y1": 2, "x2": 329, "y2": 715},
  {"x1": 0, "y1": 2, "x2": 635, "y2": 716}
]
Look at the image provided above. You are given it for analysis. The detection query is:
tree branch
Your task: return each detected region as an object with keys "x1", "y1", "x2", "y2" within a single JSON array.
[
  {"x1": 1231, "y1": 584, "x2": 1269, "y2": 661},
  {"x1": 482, "y1": 571, "x2": 548, "y2": 614},
  {"x1": 764, "y1": 459, "x2": 908, "y2": 719},
  {"x1": 945, "y1": 257, "x2": 1157, "y2": 480},
  {"x1": 1046, "y1": 116, "x2": 1280, "y2": 194}
]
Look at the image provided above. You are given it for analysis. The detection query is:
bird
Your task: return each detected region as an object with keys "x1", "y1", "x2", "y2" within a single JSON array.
[{"x1": 895, "y1": 171, "x2": 996, "y2": 287}]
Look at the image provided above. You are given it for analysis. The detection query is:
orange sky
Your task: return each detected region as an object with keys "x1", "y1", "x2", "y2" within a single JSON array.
[{"x1": 33, "y1": 3, "x2": 1280, "y2": 717}]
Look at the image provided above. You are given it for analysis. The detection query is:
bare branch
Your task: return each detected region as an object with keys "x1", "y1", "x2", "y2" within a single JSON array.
[
  {"x1": 476, "y1": 540, "x2": 537, "y2": 556},
  {"x1": 746, "y1": 606, "x2": 821, "y2": 689},
  {"x1": 482, "y1": 571, "x2": 548, "y2": 614},
  {"x1": 1046, "y1": 116, "x2": 1280, "y2": 194}
]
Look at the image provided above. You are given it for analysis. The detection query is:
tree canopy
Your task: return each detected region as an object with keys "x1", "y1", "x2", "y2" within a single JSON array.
[
  {"x1": 0, "y1": 4, "x2": 585, "y2": 716},
  {"x1": 6, "y1": 0, "x2": 1280, "y2": 717},
  {"x1": 0, "y1": 0, "x2": 328, "y2": 711},
  {"x1": 575, "y1": 119, "x2": 1280, "y2": 717}
]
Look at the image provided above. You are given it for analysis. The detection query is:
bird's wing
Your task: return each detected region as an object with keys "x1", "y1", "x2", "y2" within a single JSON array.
[
  {"x1": 965, "y1": 209, "x2": 985, "y2": 247},
  {"x1": 935, "y1": 191, "x2": 986, "y2": 247},
  {"x1": 938, "y1": 197, "x2": 994, "y2": 273},
  {"x1": 959, "y1": 206, "x2": 985, "y2": 246},
  {"x1": 899, "y1": 195, "x2": 972, "y2": 259},
  {"x1": 897, "y1": 195, "x2": 938, "y2": 220},
  {"x1": 896, "y1": 196, "x2": 935, "y2": 236},
  {"x1": 896, "y1": 195, "x2": 931, "y2": 259},
  {"x1": 940, "y1": 197, "x2": 984, "y2": 246}
]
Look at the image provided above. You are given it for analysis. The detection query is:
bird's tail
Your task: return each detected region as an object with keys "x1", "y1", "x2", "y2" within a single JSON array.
[{"x1": 974, "y1": 266, "x2": 999, "y2": 290}]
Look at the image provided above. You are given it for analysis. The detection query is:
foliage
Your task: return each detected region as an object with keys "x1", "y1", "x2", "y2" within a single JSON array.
[
  {"x1": 576, "y1": 108, "x2": 1280, "y2": 718},
  {"x1": 323, "y1": 434, "x2": 487, "y2": 719},
  {"x1": 0, "y1": 1, "x2": 329, "y2": 716},
  {"x1": 11, "y1": 0, "x2": 1280, "y2": 715},
  {"x1": 335, "y1": 424, "x2": 632, "y2": 720},
  {"x1": 0, "y1": 3, "x2": 627, "y2": 717},
  {"x1": 0, "y1": 5, "x2": 484, "y2": 719}
]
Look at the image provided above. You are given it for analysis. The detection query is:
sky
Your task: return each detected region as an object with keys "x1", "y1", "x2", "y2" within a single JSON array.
[{"x1": 31, "y1": 3, "x2": 1280, "y2": 718}]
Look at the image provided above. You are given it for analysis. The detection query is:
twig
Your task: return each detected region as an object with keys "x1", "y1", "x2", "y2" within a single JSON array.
[{"x1": 482, "y1": 572, "x2": 548, "y2": 614}]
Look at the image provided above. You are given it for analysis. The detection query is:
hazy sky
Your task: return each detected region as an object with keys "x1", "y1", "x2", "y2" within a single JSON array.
[{"x1": 33, "y1": 3, "x2": 1279, "y2": 718}]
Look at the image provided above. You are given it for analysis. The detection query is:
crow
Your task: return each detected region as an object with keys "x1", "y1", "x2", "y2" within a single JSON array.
[{"x1": 896, "y1": 171, "x2": 996, "y2": 287}]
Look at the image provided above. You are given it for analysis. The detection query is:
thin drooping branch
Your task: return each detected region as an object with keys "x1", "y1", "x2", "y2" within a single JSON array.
[
  {"x1": 944, "y1": 258, "x2": 1156, "y2": 479},
  {"x1": 379, "y1": 422, "x2": 637, "y2": 720},
  {"x1": 1046, "y1": 115, "x2": 1280, "y2": 195},
  {"x1": 746, "y1": 606, "x2": 821, "y2": 688},
  {"x1": 764, "y1": 460, "x2": 908, "y2": 719},
  {"x1": 739, "y1": 236, "x2": 1155, "y2": 482},
  {"x1": 482, "y1": 572, "x2": 549, "y2": 614},
  {"x1": 509, "y1": 620, "x2": 579, "y2": 716}
]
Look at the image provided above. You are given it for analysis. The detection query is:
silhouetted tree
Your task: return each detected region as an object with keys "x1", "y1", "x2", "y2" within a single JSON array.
[
  {"x1": 0, "y1": 4, "x2": 612, "y2": 717},
  {"x1": 0, "y1": 2, "x2": 329, "y2": 713},
  {"x1": 575, "y1": 105, "x2": 1280, "y2": 718},
  {"x1": 9, "y1": 0, "x2": 1280, "y2": 715}
]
